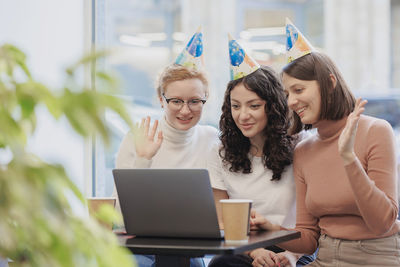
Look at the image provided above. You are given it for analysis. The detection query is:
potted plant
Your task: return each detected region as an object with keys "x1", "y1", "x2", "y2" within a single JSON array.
[{"x1": 0, "y1": 44, "x2": 135, "y2": 267}]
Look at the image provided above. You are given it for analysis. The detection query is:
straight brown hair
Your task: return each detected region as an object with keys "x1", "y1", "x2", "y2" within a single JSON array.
[{"x1": 282, "y1": 52, "x2": 356, "y2": 134}]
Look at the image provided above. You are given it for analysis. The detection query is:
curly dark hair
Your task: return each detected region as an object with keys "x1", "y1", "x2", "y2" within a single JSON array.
[{"x1": 219, "y1": 66, "x2": 293, "y2": 181}]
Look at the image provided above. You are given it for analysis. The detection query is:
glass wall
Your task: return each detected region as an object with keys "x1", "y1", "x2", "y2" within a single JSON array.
[
  {"x1": 0, "y1": 0, "x2": 88, "y2": 194},
  {"x1": 94, "y1": 0, "x2": 400, "y2": 196}
]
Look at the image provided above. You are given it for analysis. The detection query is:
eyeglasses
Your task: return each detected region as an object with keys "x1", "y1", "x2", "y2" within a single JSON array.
[{"x1": 162, "y1": 93, "x2": 206, "y2": 112}]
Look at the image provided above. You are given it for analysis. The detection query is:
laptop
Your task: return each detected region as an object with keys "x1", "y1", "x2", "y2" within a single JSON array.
[{"x1": 112, "y1": 168, "x2": 223, "y2": 239}]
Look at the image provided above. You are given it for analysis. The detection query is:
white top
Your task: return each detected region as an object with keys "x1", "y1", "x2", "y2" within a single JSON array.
[
  {"x1": 115, "y1": 116, "x2": 219, "y2": 169},
  {"x1": 208, "y1": 143, "x2": 296, "y2": 228},
  {"x1": 113, "y1": 116, "x2": 219, "y2": 211}
]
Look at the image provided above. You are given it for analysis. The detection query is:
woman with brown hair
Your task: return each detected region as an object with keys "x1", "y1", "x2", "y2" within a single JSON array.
[{"x1": 252, "y1": 19, "x2": 400, "y2": 266}]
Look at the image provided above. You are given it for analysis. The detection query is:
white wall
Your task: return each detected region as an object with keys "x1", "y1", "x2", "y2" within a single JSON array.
[
  {"x1": 325, "y1": 0, "x2": 391, "y2": 92},
  {"x1": 0, "y1": 0, "x2": 89, "y2": 193}
]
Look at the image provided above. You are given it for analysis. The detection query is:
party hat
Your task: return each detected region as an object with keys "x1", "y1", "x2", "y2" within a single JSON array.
[
  {"x1": 175, "y1": 26, "x2": 204, "y2": 70},
  {"x1": 286, "y1": 18, "x2": 314, "y2": 63},
  {"x1": 228, "y1": 34, "x2": 260, "y2": 80}
]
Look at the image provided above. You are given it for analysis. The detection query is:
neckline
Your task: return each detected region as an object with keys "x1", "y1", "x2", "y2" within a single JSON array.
[
  {"x1": 160, "y1": 116, "x2": 196, "y2": 143},
  {"x1": 314, "y1": 117, "x2": 347, "y2": 141}
]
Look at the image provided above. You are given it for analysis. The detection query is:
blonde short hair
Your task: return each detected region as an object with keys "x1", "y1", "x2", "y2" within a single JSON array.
[{"x1": 156, "y1": 64, "x2": 209, "y2": 98}]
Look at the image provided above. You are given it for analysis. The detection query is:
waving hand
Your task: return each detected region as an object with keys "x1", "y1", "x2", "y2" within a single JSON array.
[
  {"x1": 133, "y1": 116, "x2": 163, "y2": 160},
  {"x1": 338, "y1": 98, "x2": 368, "y2": 165}
]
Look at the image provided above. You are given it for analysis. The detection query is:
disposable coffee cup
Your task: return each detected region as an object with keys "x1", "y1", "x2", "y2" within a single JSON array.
[
  {"x1": 220, "y1": 199, "x2": 253, "y2": 244},
  {"x1": 87, "y1": 197, "x2": 116, "y2": 229}
]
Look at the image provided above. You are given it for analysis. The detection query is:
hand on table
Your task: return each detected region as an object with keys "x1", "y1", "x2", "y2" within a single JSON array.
[
  {"x1": 338, "y1": 98, "x2": 367, "y2": 165},
  {"x1": 133, "y1": 116, "x2": 163, "y2": 160},
  {"x1": 250, "y1": 210, "x2": 281, "y2": 231}
]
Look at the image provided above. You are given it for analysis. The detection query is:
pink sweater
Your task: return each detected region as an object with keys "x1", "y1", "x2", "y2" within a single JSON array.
[{"x1": 281, "y1": 115, "x2": 400, "y2": 254}]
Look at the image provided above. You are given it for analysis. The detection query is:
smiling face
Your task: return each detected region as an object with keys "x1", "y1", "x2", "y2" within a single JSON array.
[
  {"x1": 160, "y1": 78, "x2": 207, "y2": 131},
  {"x1": 282, "y1": 72, "x2": 322, "y2": 125},
  {"x1": 230, "y1": 83, "x2": 267, "y2": 144}
]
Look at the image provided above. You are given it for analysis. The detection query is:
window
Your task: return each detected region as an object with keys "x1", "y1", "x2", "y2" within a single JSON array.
[{"x1": 93, "y1": 0, "x2": 398, "y2": 197}]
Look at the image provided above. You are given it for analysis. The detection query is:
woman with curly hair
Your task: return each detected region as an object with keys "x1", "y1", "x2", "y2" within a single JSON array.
[
  {"x1": 207, "y1": 36, "x2": 316, "y2": 267},
  {"x1": 207, "y1": 60, "x2": 303, "y2": 265}
]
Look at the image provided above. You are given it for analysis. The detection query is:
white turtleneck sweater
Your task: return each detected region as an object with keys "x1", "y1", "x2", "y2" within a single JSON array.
[
  {"x1": 113, "y1": 116, "x2": 219, "y2": 211},
  {"x1": 115, "y1": 116, "x2": 219, "y2": 169}
]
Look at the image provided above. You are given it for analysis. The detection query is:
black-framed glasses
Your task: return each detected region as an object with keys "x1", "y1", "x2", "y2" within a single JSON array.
[{"x1": 162, "y1": 93, "x2": 206, "y2": 112}]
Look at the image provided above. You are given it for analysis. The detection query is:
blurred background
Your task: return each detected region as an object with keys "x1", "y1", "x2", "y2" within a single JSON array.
[{"x1": 1, "y1": 0, "x2": 399, "y2": 199}]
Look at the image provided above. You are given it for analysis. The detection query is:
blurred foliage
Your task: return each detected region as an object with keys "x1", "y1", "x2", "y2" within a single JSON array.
[{"x1": 0, "y1": 44, "x2": 135, "y2": 267}]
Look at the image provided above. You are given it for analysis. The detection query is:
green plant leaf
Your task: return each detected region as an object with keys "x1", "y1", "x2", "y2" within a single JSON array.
[{"x1": 0, "y1": 43, "x2": 135, "y2": 267}]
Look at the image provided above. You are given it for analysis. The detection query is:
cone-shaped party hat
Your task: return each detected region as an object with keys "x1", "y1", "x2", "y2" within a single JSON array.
[
  {"x1": 286, "y1": 18, "x2": 314, "y2": 63},
  {"x1": 228, "y1": 34, "x2": 260, "y2": 80},
  {"x1": 175, "y1": 26, "x2": 204, "y2": 70}
]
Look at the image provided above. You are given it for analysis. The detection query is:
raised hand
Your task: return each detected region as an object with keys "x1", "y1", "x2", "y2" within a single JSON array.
[
  {"x1": 338, "y1": 98, "x2": 367, "y2": 165},
  {"x1": 133, "y1": 116, "x2": 163, "y2": 160}
]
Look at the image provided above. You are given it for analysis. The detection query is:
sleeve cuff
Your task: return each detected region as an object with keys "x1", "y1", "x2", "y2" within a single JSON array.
[{"x1": 134, "y1": 157, "x2": 152, "y2": 168}]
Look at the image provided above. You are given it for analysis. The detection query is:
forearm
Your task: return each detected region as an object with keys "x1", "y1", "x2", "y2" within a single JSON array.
[
  {"x1": 345, "y1": 158, "x2": 398, "y2": 234},
  {"x1": 278, "y1": 228, "x2": 319, "y2": 255},
  {"x1": 343, "y1": 119, "x2": 399, "y2": 234}
]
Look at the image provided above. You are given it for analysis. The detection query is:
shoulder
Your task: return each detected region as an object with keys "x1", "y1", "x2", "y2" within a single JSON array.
[
  {"x1": 358, "y1": 115, "x2": 394, "y2": 139},
  {"x1": 294, "y1": 132, "x2": 317, "y2": 152},
  {"x1": 195, "y1": 124, "x2": 220, "y2": 138},
  {"x1": 292, "y1": 131, "x2": 319, "y2": 166},
  {"x1": 359, "y1": 115, "x2": 392, "y2": 130},
  {"x1": 209, "y1": 140, "x2": 223, "y2": 155},
  {"x1": 292, "y1": 129, "x2": 316, "y2": 147}
]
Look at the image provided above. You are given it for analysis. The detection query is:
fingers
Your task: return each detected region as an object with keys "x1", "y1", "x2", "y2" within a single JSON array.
[
  {"x1": 156, "y1": 131, "x2": 163, "y2": 146},
  {"x1": 250, "y1": 216, "x2": 264, "y2": 228},
  {"x1": 249, "y1": 210, "x2": 257, "y2": 227},
  {"x1": 353, "y1": 98, "x2": 368, "y2": 117},
  {"x1": 250, "y1": 209, "x2": 257, "y2": 218},
  {"x1": 144, "y1": 116, "x2": 150, "y2": 136},
  {"x1": 138, "y1": 116, "x2": 161, "y2": 140},
  {"x1": 140, "y1": 117, "x2": 145, "y2": 129},
  {"x1": 348, "y1": 98, "x2": 368, "y2": 127},
  {"x1": 149, "y1": 119, "x2": 159, "y2": 139},
  {"x1": 250, "y1": 225, "x2": 260, "y2": 230},
  {"x1": 252, "y1": 255, "x2": 280, "y2": 267},
  {"x1": 250, "y1": 210, "x2": 264, "y2": 226},
  {"x1": 251, "y1": 249, "x2": 283, "y2": 267},
  {"x1": 346, "y1": 98, "x2": 367, "y2": 131},
  {"x1": 276, "y1": 253, "x2": 290, "y2": 266}
]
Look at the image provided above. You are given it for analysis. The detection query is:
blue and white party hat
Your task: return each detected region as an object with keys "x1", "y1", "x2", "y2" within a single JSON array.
[
  {"x1": 286, "y1": 18, "x2": 314, "y2": 63},
  {"x1": 175, "y1": 27, "x2": 204, "y2": 70},
  {"x1": 228, "y1": 34, "x2": 260, "y2": 80}
]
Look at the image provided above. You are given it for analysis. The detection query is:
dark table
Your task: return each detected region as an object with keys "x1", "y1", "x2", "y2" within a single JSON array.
[{"x1": 118, "y1": 230, "x2": 300, "y2": 267}]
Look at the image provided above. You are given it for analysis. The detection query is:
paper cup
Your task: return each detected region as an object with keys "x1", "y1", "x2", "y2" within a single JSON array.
[
  {"x1": 87, "y1": 197, "x2": 116, "y2": 229},
  {"x1": 220, "y1": 199, "x2": 252, "y2": 244}
]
